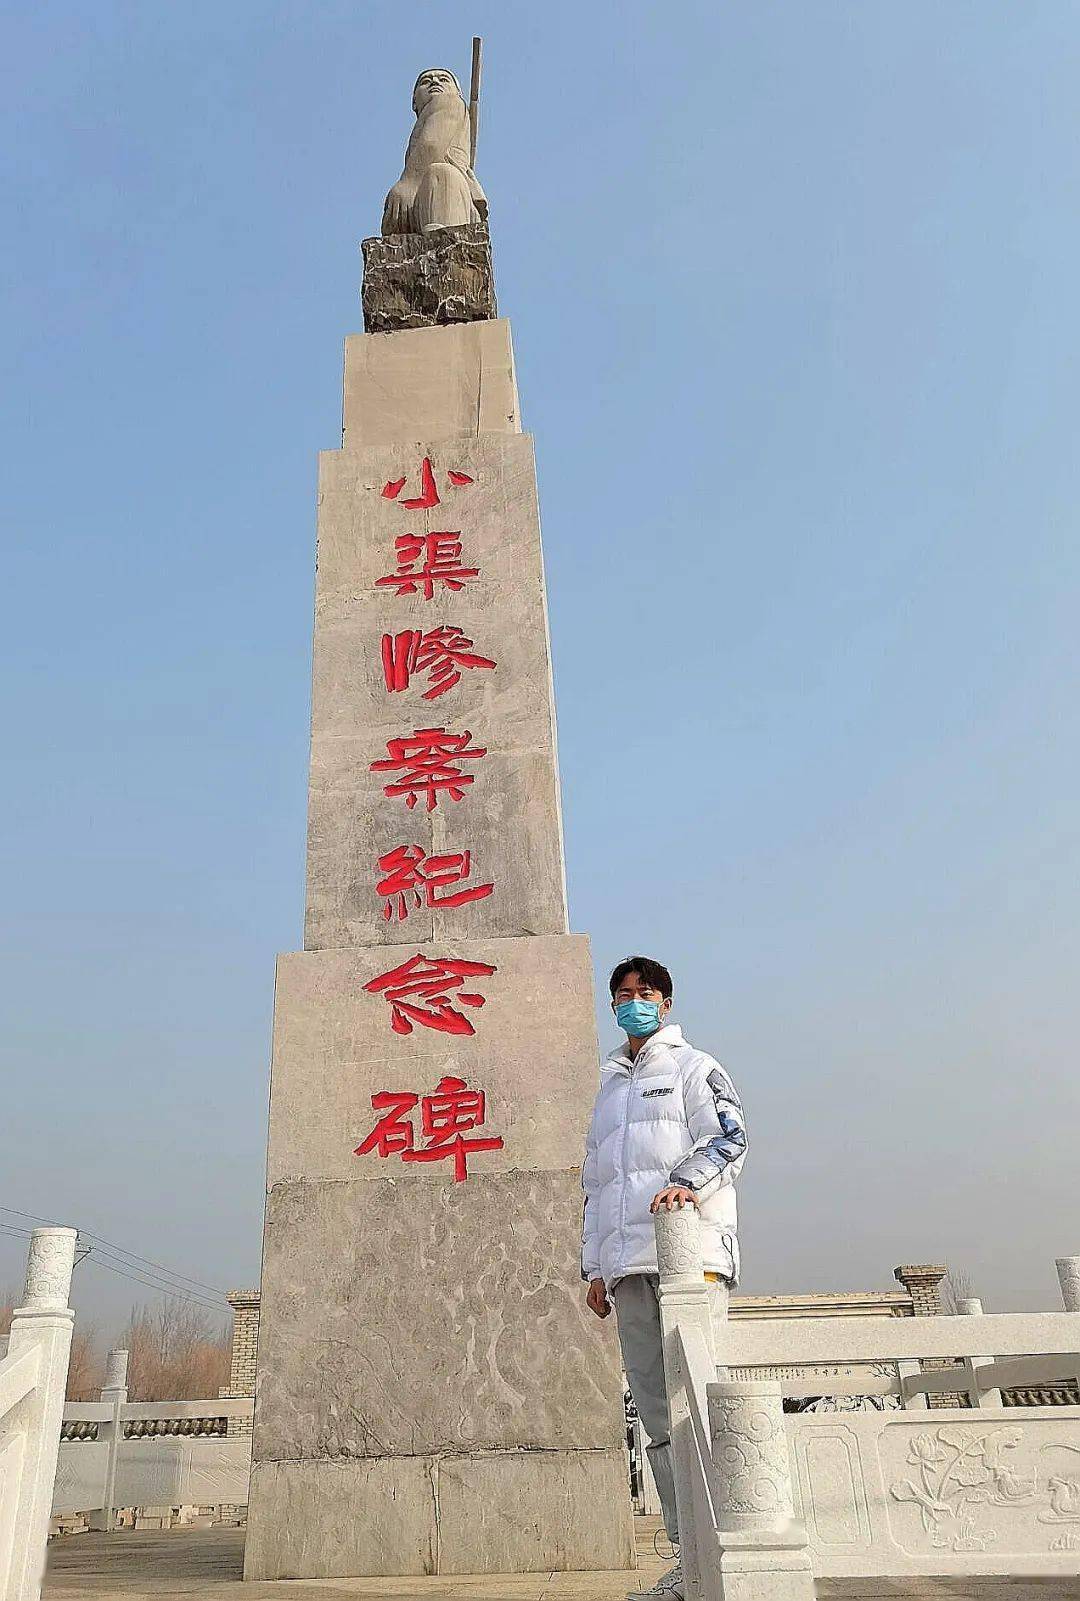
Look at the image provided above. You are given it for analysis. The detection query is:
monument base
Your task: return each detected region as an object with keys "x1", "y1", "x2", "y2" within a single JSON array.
[
  {"x1": 247, "y1": 933, "x2": 635, "y2": 1580},
  {"x1": 362, "y1": 224, "x2": 496, "y2": 333},
  {"x1": 244, "y1": 1447, "x2": 634, "y2": 1579}
]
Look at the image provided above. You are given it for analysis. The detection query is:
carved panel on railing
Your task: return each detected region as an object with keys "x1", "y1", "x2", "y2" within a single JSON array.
[
  {"x1": 792, "y1": 1394, "x2": 902, "y2": 1414},
  {"x1": 52, "y1": 1443, "x2": 110, "y2": 1518},
  {"x1": 786, "y1": 1408, "x2": 1080, "y2": 1577},
  {"x1": 887, "y1": 1420, "x2": 1080, "y2": 1556}
]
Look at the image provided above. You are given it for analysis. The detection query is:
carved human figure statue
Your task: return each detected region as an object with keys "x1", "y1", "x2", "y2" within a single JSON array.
[{"x1": 382, "y1": 68, "x2": 488, "y2": 236}]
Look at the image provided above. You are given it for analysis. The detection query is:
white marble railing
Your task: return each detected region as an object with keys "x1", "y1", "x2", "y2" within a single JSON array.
[
  {"x1": 0, "y1": 1227, "x2": 77, "y2": 1601},
  {"x1": 61, "y1": 1395, "x2": 254, "y2": 1441},
  {"x1": 655, "y1": 1211, "x2": 1080, "y2": 1590},
  {"x1": 54, "y1": 1375, "x2": 254, "y2": 1529}
]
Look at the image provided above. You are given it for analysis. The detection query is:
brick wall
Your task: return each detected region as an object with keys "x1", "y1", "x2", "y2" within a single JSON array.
[
  {"x1": 894, "y1": 1263, "x2": 963, "y2": 1409},
  {"x1": 220, "y1": 1290, "x2": 260, "y2": 1437}
]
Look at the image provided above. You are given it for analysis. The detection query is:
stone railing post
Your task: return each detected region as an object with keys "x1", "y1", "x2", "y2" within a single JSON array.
[
  {"x1": 655, "y1": 1205, "x2": 716, "y2": 1363},
  {"x1": 655, "y1": 1206, "x2": 719, "y2": 1601},
  {"x1": 707, "y1": 1379, "x2": 816, "y2": 1598},
  {"x1": 89, "y1": 1349, "x2": 129, "y2": 1532},
  {"x1": 655, "y1": 1210, "x2": 817, "y2": 1599},
  {"x1": 955, "y1": 1298, "x2": 1001, "y2": 1408},
  {"x1": 1, "y1": 1227, "x2": 77, "y2": 1601},
  {"x1": 1056, "y1": 1257, "x2": 1080, "y2": 1312}
]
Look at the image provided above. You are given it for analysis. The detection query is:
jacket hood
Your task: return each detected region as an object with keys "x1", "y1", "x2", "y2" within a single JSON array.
[{"x1": 604, "y1": 1022, "x2": 687, "y2": 1072}]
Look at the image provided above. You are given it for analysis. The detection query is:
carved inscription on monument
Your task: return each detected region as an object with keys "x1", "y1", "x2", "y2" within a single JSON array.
[{"x1": 357, "y1": 448, "x2": 507, "y2": 1171}]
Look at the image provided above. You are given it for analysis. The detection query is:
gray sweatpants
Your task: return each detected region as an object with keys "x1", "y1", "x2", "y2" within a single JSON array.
[{"x1": 613, "y1": 1273, "x2": 729, "y2": 1544}]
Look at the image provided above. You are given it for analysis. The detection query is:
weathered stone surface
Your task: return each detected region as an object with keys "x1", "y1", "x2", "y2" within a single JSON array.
[
  {"x1": 253, "y1": 1168, "x2": 626, "y2": 1462},
  {"x1": 249, "y1": 297, "x2": 632, "y2": 1575},
  {"x1": 436, "y1": 1450, "x2": 636, "y2": 1574},
  {"x1": 244, "y1": 1448, "x2": 633, "y2": 1580},
  {"x1": 304, "y1": 434, "x2": 567, "y2": 951},
  {"x1": 266, "y1": 935, "x2": 597, "y2": 1187},
  {"x1": 244, "y1": 1457, "x2": 436, "y2": 1580},
  {"x1": 306, "y1": 743, "x2": 566, "y2": 949},
  {"x1": 362, "y1": 227, "x2": 496, "y2": 335},
  {"x1": 343, "y1": 318, "x2": 518, "y2": 448}
]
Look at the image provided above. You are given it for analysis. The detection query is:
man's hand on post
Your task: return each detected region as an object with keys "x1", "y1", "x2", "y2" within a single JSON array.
[
  {"x1": 649, "y1": 1185, "x2": 700, "y2": 1214},
  {"x1": 586, "y1": 1277, "x2": 611, "y2": 1319}
]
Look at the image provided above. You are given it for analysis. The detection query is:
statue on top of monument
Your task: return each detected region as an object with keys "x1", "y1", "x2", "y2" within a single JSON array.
[{"x1": 381, "y1": 68, "x2": 488, "y2": 237}]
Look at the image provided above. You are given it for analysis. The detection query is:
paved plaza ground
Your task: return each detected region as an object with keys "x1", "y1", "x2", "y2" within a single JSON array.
[{"x1": 43, "y1": 1521, "x2": 1080, "y2": 1601}]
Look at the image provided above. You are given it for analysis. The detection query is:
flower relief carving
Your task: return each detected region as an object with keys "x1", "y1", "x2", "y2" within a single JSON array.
[{"x1": 890, "y1": 1426, "x2": 1080, "y2": 1554}]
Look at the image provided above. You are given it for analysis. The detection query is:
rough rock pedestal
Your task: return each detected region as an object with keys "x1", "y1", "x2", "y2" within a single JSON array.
[
  {"x1": 243, "y1": 310, "x2": 633, "y2": 1579},
  {"x1": 362, "y1": 225, "x2": 496, "y2": 334}
]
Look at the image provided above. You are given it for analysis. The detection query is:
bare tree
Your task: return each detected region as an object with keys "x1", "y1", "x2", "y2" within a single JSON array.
[
  {"x1": 2, "y1": 1284, "x2": 99, "y2": 1398},
  {"x1": 941, "y1": 1268, "x2": 977, "y2": 1314},
  {"x1": 120, "y1": 1300, "x2": 229, "y2": 1401},
  {"x1": 65, "y1": 1324, "x2": 101, "y2": 1401}
]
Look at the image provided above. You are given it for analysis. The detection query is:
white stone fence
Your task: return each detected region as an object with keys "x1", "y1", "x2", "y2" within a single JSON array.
[
  {"x1": 54, "y1": 1365, "x2": 253, "y2": 1532},
  {"x1": 655, "y1": 1210, "x2": 1080, "y2": 1599},
  {"x1": 0, "y1": 1226, "x2": 78, "y2": 1601}
]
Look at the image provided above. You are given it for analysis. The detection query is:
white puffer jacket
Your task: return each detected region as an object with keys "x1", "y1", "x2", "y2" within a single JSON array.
[{"x1": 581, "y1": 1024, "x2": 747, "y2": 1290}]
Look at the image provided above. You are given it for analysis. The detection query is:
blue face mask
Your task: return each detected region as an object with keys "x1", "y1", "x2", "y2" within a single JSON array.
[{"x1": 615, "y1": 999, "x2": 664, "y2": 1038}]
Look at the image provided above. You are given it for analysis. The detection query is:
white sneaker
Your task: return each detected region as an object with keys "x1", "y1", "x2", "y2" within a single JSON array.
[{"x1": 628, "y1": 1559, "x2": 684, "y2": 1599}]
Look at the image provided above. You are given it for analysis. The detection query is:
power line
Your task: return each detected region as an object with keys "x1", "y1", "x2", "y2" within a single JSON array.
[
  {"x1": 80, "y1": 1253, "x2": 229, "y2": 1317},
  {"x1": 0, "y1": 1203, "x2": 227, "y2": 1295},
  {"x1": 79, "y1": 1246, "x2": 229, "y2": 1311},
  {"x1": 0, "y1": 1204, "x2": 229, "y2": 1299},
  {"x1": 82, "y1": 1241, "x2": 229, "y2": 1304},
  {"x1": 1, "y1": 1223, "x2": 225, "y2": 1315}
]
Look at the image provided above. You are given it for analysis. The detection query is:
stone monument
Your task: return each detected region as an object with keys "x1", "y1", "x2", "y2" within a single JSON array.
[{"x1": 244, "y1": 61, "x2": 634, "y2": 1581}]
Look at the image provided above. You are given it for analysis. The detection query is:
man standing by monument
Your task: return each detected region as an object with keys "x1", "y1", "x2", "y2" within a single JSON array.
[{"x1": 583, "y1": 956, "x2": 748, "y2": 1599}]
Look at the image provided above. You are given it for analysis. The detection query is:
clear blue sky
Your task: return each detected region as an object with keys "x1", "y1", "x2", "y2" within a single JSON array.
[{"x1": 2, "y1": 1, "x2": 1078, "y2": 1338}]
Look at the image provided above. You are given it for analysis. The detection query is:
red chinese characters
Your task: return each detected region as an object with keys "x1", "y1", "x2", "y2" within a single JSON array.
[
  {"x1": 381, "y1": 457, "x2": 475, "y2": 509},
  {"x1": 354, "y1": 1074, "x2": 503, "y2": 1182},
  {"x1": 363, "y1": 952, "x2": 496, "y2": 1036},
  {"x1": 375, "y1": 531, "x2": 480, "y2": 600},
  {"x1": 380, "y1": 626, "x2": 496, "y2": 700},
  {"x1": 371, "y1": 726, "x2": 486, "y2": 811},
  {"x1": 376, "y1": 845, "x2": 494, "y2": 922},
  {"x1": 363, "y1": 452, "x2": 497, "y2": 1058}
]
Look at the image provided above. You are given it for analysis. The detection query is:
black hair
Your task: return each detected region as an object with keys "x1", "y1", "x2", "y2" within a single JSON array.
[{"x1": 608, "y1": 956, "x2": 674, "y2": 1002}]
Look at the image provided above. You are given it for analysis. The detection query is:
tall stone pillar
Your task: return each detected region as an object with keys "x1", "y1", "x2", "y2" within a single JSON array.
[{"x1": 244, "y1": 264, "x2": 633, "y2": 1571}]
